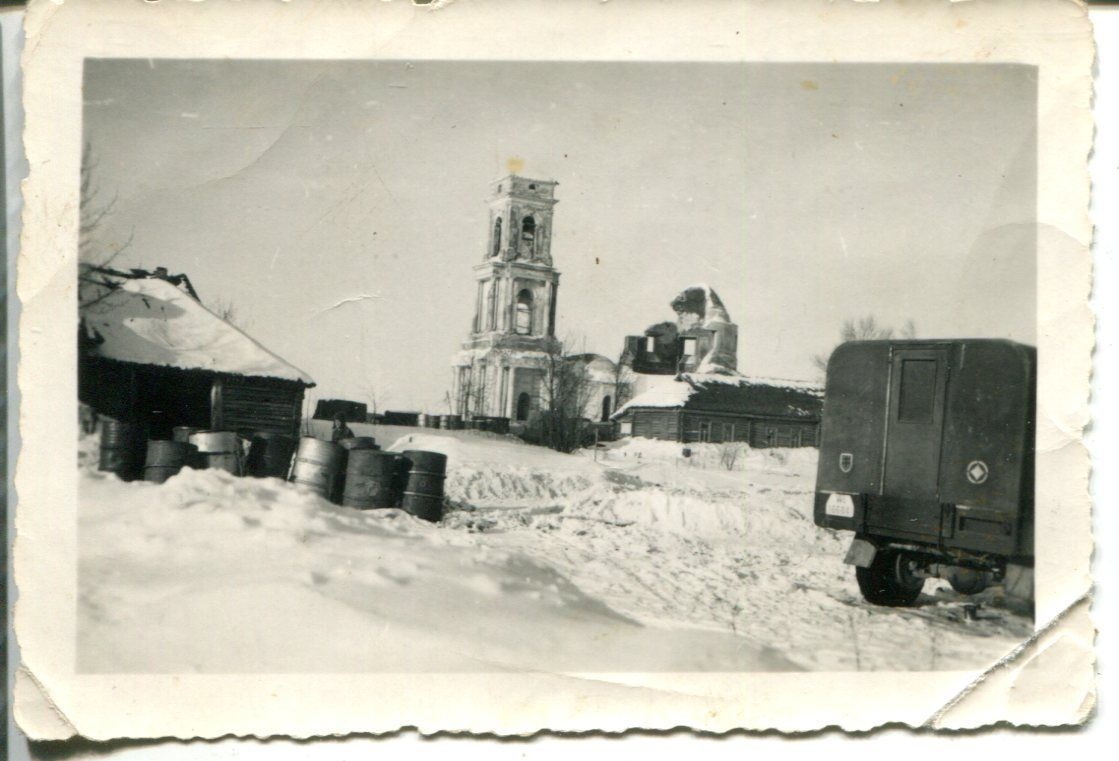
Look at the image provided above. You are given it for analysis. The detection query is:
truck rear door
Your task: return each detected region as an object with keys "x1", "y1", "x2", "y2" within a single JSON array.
[{"x1": 867, "y1": 347, "x2": 948, "y2": 540}]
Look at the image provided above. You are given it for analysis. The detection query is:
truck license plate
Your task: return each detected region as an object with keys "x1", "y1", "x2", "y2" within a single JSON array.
[{"x1": 825, "y1": 493, "x2": 855, "y2": 518}]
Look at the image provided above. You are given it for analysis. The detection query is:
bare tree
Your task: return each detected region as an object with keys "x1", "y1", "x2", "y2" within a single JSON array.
[
  {"x1": 208, "y1": 296, "x2": 251, "y2": 331},
  {"x1": 611, "y1": 349, "x2": 636, "y2": 415},
  {"x1": 718, "y1": 441, "x2": 743, "y2": 471},
  {"x1": 79, "y1": 143, "x2": 134, "y2": 307},
  {"x1": 532, "y1": 338, "x2": 597, "y2": 453},
  {"x1": 812, "y1": 315, "x2": 918, "y2": 374}
]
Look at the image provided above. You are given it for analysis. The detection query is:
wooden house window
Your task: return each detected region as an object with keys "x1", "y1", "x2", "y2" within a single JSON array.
[{"x1": 698, "y1": 421, "x2": 711, "y2": 443}]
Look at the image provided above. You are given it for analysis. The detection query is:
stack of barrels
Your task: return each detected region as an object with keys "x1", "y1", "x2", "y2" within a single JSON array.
[
  {"x1": 285, "y1": 436, "x2": 447, "y2": 522},
  {"x1": 97, "y1": 416, "x2": 298, "y2": 484},
  {"x1": 466, "y1": 416, "x2": 510, "y2": 435},
  {"x1": 95, "y1": 416, "x2": 448, "y2": 524}
]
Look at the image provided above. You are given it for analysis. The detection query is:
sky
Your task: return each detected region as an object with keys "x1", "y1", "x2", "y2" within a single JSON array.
[{"x1": 82, "y1": 60, "x2": 1036, "y2": 410}]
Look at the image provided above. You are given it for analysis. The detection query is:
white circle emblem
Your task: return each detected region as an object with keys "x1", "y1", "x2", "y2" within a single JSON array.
[{"x1": 966, "y1": 460, "x2": 989, "y2": 485}]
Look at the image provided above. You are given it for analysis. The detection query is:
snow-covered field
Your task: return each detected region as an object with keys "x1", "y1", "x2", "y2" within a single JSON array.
[{"x1": 77, "y1": 424, "x2": 1031, "y2": 673}]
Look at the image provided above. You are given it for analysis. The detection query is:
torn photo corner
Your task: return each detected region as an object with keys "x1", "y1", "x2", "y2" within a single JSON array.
[{"x1": 13, "y1": 0, "x2": 1095, "y2": 740}]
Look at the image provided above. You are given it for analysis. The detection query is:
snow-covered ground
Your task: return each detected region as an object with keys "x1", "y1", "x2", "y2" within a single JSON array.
[{"x1": 77, "y1": 425, "x2": 1030, "y2": 673}]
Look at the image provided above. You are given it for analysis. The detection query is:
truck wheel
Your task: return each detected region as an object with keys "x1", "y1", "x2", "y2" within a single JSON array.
[{"x1": 856, "y1": 549, "x2": 924, "y2": 607}]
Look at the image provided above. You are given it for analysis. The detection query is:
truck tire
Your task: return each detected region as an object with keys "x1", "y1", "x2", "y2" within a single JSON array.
[{"x1": 856, "y1": 548, "x2": 924, "y2": 607}]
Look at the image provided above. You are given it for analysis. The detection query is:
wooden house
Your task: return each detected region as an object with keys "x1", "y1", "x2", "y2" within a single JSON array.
[
  {"x1": 611, "y1": 373, "x2": 823, "y2": 448},
  {"x1": 79, "y1": 275, "x2": 315, "y2": 438}
]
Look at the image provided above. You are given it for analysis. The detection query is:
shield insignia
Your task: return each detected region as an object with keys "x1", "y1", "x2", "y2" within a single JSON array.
[{"x1": 839, "y1": 452, "x2": 854, "y2": 473}]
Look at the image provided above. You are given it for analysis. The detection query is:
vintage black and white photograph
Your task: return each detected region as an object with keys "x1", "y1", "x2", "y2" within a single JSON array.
[
  {"x1": 12, "y1": 0, "x2": 1096, "y2": 740},
  {"x1": 72, "y1": 58, "x2": 1037, "y2": 673}
]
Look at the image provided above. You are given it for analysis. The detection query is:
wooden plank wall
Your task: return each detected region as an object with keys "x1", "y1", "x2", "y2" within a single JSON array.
[
  {"x1": 631, "y1": 409, "x2": 680, "y2": 441},
  {"x1": 627, "y1": 408, "x2": 820, "y2": 448},
  {"x1": 219, "y1": 375, "x2": 305, "y2": 438}
]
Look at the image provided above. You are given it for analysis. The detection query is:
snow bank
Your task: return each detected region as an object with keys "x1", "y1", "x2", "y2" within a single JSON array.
[
  {"x1": 79, "y1": 425, "x2": 1030, "y2": 674},
  {"x1": 79, "y1": 438, "x2": 793, "y2": 672}
]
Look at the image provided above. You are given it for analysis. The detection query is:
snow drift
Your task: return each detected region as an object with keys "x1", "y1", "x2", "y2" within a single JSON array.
[{"x1": 78, "y1": 427, "x2": 1030, "y2": 673}]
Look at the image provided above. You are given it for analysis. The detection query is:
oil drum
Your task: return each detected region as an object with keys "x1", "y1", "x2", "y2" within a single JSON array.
[
  {"x1": 172, "y1": 426, "x2": 199, "y2": 444},
  {"x1": 289, "y1": 437, "x2": 345, "y2": 501},
  {"x1": 400, "y1": 449, "x2": 447, "y2": 522},
  {"x1": 143, "y1": 440, "x2": 197, "y2": 484},
  {"x1": 98, "y1": 416, "x2": 145, "y2": 481},
  {"x1": 440, "y1": 414, "x2": 463, "y2": 430},
  {"x1": 188, "y1": 431, "x2": 244, "y2": 476},
  {"x1": 342, "y1": 450, "x2": 402, "y2": 509},
  {"x1": 245, "y1": 433, "x2": 297, "y2": 478}
]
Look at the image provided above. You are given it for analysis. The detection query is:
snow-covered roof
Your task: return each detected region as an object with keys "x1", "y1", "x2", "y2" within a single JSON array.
[
  {"x1": 611, "y1": 375, "x2": 697, "y2": 418},
  {"x1": 82, "y1": 277, "x2": 315, "y2": 385},
  {"x1": 694, "y1": 373, "x2": 824, "y2": 394},
  {"x1": 612, "y1": 372, "x2": 822, "y2": 420}
]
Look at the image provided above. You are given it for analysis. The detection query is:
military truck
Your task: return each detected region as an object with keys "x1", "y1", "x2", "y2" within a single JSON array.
[{"x1": 813, "y1": 339, "x2": 1035, "y2": 607}]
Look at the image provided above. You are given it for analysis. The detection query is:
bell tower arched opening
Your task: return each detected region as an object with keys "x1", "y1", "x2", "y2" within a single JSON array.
[
  {"x1": 520, "y1": 216, "x2": 536, "y2": 258},
  {"x1": 491, "y1": 217, "x2": 503, "y2": 259},
  {"x1": 515, "y1": 289, "x2": 534, "y2": 335}
]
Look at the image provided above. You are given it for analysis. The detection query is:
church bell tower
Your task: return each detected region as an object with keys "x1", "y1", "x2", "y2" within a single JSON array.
[
  {"x1": 472, "y1": 175, "x2": 560, "y2": 339},
  {"x1": 452, "y1": 174, "x2": 562, "y2": 420}
]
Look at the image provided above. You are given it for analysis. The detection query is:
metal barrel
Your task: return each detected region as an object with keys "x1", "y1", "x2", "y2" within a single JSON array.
[
  {"x1": 417, "y1": 413, "x2": 429, "y2": 428},
  {"x1": 427, "y1": 415, "x2": 442, "y2": 429},
  {"x1": 441, "y1": 414, "x2": 463, "y2": 430},
  {"x1": 98, "y1": 416, "x2": 146, "y2": 481},
  {"x1": 342, "y1": 450, "x2": 402, "y2": 509},
  {"x1": 245, "y1": 433, "x2": 297, "y2": 478},
  {"x1": 143, "y1": 440, "x2": 197, "y2": 484},
  {"x1": 400, "y1": 450, "x2": 447, "y2": 522},
  {"x1": 172, "y1": 426, "x2": 199, "y2": 443},
  {"x1": 188, "y1": 431, "x2": 244, "y2": 476},
  {"x1": 289, "y1": 437, "x2": 345, "y2": 501},
  {"x1": 338, "y1": 436, "x2": 378, "y2": 451}
]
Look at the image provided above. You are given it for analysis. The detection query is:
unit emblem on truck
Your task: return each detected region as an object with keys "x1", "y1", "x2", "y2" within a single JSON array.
[
  {"x1": 839, "y1": 452, "x2": 854, "y2": 473},
  {"x1": 966, "y1": 460, "x2": 989, "y2": 484}
]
